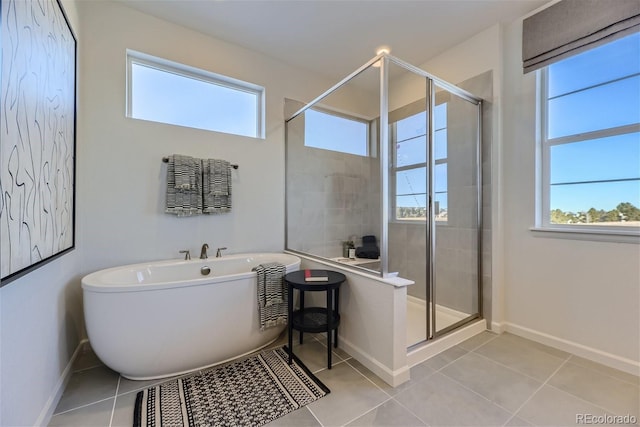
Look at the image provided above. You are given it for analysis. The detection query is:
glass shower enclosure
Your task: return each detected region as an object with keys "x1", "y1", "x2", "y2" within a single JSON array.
[{"x1": 285, "y1": 52, "x2": 483, "y2": 347}]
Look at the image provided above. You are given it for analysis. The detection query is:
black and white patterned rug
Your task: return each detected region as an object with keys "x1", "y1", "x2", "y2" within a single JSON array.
[{"x1": 133, "y1": 346, "x2": 329, "y2": 427}]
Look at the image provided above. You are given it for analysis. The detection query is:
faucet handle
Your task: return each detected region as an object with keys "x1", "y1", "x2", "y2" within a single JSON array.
[
  {"x1": 216, "y1": 247, "x2": 227, "y2": 258},
  {"x1": 179, "y1": 250, "x2": 191, "y2": 260}
]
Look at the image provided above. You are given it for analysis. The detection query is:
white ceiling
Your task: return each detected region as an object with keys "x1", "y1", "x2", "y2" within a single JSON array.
[{"x1": 118, "y1": 0, "x2": 548, "y2": 81}]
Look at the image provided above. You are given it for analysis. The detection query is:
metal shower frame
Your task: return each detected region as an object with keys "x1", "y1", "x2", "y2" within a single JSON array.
[{"x1": 286, "y1": 52, "x2": 484, "y2": 342}]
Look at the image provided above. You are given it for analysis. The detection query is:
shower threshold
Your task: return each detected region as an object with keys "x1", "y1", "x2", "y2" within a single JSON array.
[{"x1": 406, "y1": 295, "x2": 470, "y2": 347}]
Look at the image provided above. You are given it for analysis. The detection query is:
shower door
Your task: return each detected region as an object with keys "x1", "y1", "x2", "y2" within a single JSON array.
[
  {"x1": 431, "y1": 83, "x2": 482, "y2": 337},
  {"x1": 385, "y1": 59, "x2": 482, "y2": 347}
]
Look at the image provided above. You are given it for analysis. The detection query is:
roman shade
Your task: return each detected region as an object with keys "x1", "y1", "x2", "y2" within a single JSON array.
[{"x1": 522, "y1": 0, "x2": 640, "y2": 73}]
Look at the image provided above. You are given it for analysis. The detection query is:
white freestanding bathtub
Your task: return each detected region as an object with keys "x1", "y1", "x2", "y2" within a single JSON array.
[{"x1": 82, "y1": 252, "x2": 300, "y2": 380}]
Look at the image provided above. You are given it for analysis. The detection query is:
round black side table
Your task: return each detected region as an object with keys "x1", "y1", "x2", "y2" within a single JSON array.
[{"x1": 285, "y1": 270, "x2": 346, "y2": 369}]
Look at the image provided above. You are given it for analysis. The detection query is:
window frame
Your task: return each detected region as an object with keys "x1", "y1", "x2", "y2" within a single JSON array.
[
  {"x1": 536, "y1": 62, "x2": 640, "y2": 238},
  {"x1": 126, "y1": 49, "x2": 265, "y2": 138},
  {"x1": 390, "y1": 103, "x2": 448, "y2": 224},
  {"x1": 303, "y1": 105, "x2": 371, "y2": 157}
]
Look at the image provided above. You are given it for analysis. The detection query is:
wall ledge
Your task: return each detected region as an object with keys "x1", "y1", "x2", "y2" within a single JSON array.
[
  {"x1": 285, "y1": 251, "x2": 414, "y2": 288},
  {"x1": 530, "y1": 226, "x2": 640, "y2": 244}
]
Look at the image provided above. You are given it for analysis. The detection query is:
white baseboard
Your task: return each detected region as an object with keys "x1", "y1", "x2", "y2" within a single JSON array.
[
  {"x1": 35, "y1": 338, "x2": 88, "y2": 426},
  {"x1": 338, "y1": 336, "x2": 410, "y2": 387},
  {"x1": 504, "y1": 323, "x2": 639, "y2": 377},
  {"x1": 490, "y1": 321, "x2": 506, "y2": 333}
]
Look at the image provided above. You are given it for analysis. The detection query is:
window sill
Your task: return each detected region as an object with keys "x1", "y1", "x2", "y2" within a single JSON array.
[{"x1": 530, "y1": 226, "x2": 640, "y2": 244}]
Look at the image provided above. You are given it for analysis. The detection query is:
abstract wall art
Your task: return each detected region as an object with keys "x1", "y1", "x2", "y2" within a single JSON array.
[{"x1": 0, "y1": 0, "x2": 76, "y2": 285}]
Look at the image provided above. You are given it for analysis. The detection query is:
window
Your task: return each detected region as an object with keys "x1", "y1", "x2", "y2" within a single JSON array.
[
  {"x1": 539, "y1": 32, "x2": 640, "y2": 233},
  {"x1": 392, "y1": 103, "x2": 447, "y2": 221},
  {"x1": 126, "y1": 50, "x2": 264, "y2": 138},
  {"x1": 304, "y1": 108, "x2": 369, "y2": 156}
]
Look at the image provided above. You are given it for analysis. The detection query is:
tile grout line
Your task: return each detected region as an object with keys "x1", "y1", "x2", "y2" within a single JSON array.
[
  {"x1": 108, "y1": 376, "x2": 121, "y2": 427},
  {"x1": 435, "y1": 369, "x2": 517, "y2": 417},
  {"x1": 343, "y1": 359, "x2": 394, "y2": 398},
  {"x1": 307, "y1": 354, "x2": 396, "y2": 426},
  {"x1": 341, "y1": 396, "x2": 395, "y2": 426},
  {"x1": 391, "y1": 394, "x2": 434, "y2": 426},
  {"x1": 342, "y1": 358, "x2": 432, "y2": 426},
  {"x1": 460, "y1": 332, "x2": 500, "y2": 353},
  {"x1": 428, "y1": 349, "x2": 470, "y2": 373},
  {"x1": 470, "y1": 347, "x2": 560, "y2": 384},
  {"x1": 502, "y1": 356, "x2": 571, "y2": 426},
  {"x1": 544, "y1": 382, "x2": 635, "y2": 419},
  {"x1": 333, "y1": 359, "x2": 398, "y2": 425},
  {"x1": 305, "y1": 405, "x2": 324, "y2": 427},
  {"x1": 50, "y1": 396, "x2": 115, "y2": 417},
  {"x1": 565, "y1": 354, "x2": 640, "y2": 387}
]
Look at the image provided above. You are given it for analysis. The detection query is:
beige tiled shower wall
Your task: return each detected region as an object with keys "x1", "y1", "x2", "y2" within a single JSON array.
[{"x1": 285, "y1": 99, "x2": 381, "y2": 259}]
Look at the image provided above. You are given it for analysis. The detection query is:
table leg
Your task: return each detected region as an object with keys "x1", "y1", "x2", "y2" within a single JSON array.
[
  {"x1": 326, "y1": 289, "x2": 332, "y2": 369},
  {"x1": 287, "y1": 283, "x2": 293, "y2": 365},
  {"x1": 334, "y1": 287, "x2": 340, "y2": 348},
  {"x1": 299, "y1": 291, "x2": 304, "y2": 345}
]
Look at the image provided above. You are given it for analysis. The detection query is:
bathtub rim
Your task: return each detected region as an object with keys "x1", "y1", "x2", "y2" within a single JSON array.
[{"x1": 82, "y1": 252, "x2": 301, "y2": 293}]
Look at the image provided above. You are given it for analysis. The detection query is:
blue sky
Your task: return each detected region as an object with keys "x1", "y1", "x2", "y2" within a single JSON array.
[
  {"x1": 131, "y1": 63, "x2": 258, "y2": 138},
  {"x1": 547, "y1": 32, "x2": 640, "y2": 213}
]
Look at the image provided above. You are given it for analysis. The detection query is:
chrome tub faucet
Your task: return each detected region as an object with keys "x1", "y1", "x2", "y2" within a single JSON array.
[
  {"x1": 179, "y1": 250, "x2": 191, "y2": 260},
  {"x1": 200, "y1": 243, "x2": 209, "y2": 259}
]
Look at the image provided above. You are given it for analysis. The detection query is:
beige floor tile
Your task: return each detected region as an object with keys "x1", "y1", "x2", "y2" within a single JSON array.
[
  {"x1": 346, "y1": 357, "x2": 434, "y2": 397},
  {"x1": 458, "y1": 331, "x2": 499, "y2": 351},
  {"x1": 504, "y1": 415, "x2": 533, "y2": 426},
  {"x1": 548, "y1": 362, "x2": 640, "y2": 418},
  {"x1": 110, "y1": 391, "x2": 138, "y2": 427},
  {"x1": 52, "y1": 333, "x2": 637, "y2": 427},
  {"x1": 265, "y1": 407, "x2": 321, "y2": 426},
  {"x1": 289, "y1": 339, "x2": 347, "y2": 373},
  {"x1": 54, "y1": 366, "x2": 119, "y2": 414},
  {"x1": 308, "y1": 361, "x2": 389, "y2": 426},
  {"x1": 346, "y1": 399, "x2": 426, "y2": 426},
  {"x1": 72, "y1": 344, "x2": 104, "y2": 372},
  {"x1": 441, "y1": 352, "x2": 542, "y2": 411},
  {"x1": 424, "y1": 345, "x2": 469, "y2": 371},
  {"x1": 475, "y1": 334, "x2": 567, "y2": 381},
  {"x1": 568, "y1": 355, "x2": 640, "y2": 386},
  {"x1": 516, "y1": 385, "x2": 614, "y2": 426},
  {"x1": 395, "y1": 372, "x2": 512, "y2": 426},
  {"x1": 48, "y1": 398, "x2": 113, "y2": 427}
]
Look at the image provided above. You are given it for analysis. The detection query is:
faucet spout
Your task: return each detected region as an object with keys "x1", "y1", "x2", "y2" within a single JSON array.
[{"x1": 200, "y1": 243, "x2": 209, "y2": 259}]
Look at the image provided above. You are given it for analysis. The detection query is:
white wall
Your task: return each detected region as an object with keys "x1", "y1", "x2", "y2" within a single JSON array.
[
  {"x1": 420, "y1": 15, "x2": 639, "y2": 372},
  {"x1": 1, "y1": 1, "x2": 344, "y2": 424},
  {"x1": 501, "y1": 17, "x2": 640, "y2": 370},
  {"x1": 0, "y1": 2, "x2": 84, "y2": 426},
  {"x1": 76, "y1": 1, "x2": 338, "y2": 279}
]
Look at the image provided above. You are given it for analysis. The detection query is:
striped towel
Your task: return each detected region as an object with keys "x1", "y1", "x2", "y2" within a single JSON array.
[
  {"x1": 165, "y1": 155, "x2": 203, "y2": 216},
  {"x1": 203, "y1": 159, "x2": 232, "y2": 214},
  {"x1": 254, "y1": 263, "x2": 288, "y2": 331}
]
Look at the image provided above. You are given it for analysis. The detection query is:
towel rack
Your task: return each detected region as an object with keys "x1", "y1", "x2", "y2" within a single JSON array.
[{"x1": 162, "y1": 157, "x2": 239, "y2": 169}]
